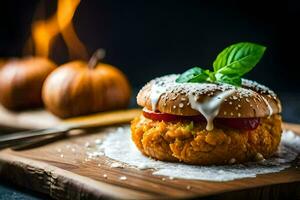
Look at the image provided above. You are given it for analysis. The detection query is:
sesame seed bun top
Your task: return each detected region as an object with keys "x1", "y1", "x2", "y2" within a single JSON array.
[{"x1": 137, "y1": 74, "x2": 281, "y2": 118}]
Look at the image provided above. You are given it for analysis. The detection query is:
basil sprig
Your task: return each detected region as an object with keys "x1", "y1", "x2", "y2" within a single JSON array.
[{"x1": 176, "y1": 42, "x2": 266, "y2": 86}]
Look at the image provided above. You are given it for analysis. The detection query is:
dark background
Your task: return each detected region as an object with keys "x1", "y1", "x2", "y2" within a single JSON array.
[{"x1": 0, "y1": 0, "x2": 300, "y2": 93}]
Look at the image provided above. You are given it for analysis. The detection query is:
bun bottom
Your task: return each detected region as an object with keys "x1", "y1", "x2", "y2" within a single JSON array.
[{"x1": 131, "y1": 114, "x2": 282, "y2": 165}]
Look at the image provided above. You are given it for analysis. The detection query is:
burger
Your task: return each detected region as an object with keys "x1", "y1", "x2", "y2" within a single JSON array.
[{"x1": 131, "y1": 42, "x2": 282, "y2": 165}]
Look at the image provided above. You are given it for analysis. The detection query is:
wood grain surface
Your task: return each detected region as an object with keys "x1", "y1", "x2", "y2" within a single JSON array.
[{"x1": 0, "y1": 108, "x2": 299, "y2": 199}]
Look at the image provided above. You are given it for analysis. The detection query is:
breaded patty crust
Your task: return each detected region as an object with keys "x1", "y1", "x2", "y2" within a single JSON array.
[{"x1": 131, "y1": 114, "x2": 282, "y2": 165}]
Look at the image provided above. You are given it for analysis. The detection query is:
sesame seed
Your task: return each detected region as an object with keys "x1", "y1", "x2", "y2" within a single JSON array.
[
  {"x1": 179, "y1": 103, "x2": 184, "y2": 108},
  {"x1": 119, "y1": 176, "x2": 127, "y2": 181}
]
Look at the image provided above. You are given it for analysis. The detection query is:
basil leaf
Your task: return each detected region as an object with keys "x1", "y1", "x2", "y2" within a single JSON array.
[
  {"x1": 213, "y1": 42, "x2": 266, "y2": 76},
  {"x1": 176, "y1": 67, "x2": 210, "y2": 83},
  {"x1": 215, "y1": 73, "x2": 241, "y2": 86}
]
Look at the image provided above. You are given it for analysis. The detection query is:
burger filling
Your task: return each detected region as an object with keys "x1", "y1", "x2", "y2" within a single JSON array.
[{"x1": 131, "y1": 110, "x2": 282, "y2": 165}]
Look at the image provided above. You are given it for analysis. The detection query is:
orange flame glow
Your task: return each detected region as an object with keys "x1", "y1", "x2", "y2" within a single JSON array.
[{"x1": 30, "y1": 0, "x2": 88, "y2": 59}]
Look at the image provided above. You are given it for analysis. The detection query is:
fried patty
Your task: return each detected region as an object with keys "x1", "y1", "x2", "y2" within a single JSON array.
[{"x1": 131, "y1": 114, "x2": 282, "y2": 165}]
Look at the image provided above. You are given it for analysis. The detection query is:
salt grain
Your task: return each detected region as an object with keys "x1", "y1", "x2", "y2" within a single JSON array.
[
  {"x1": 95, "y1": 139, "x2": 102, "y2": 145},
  {"x1": 85, "y1": 142, "x2": 91, "y2": 148},
  {"x1": 229, "y1": 158, "x2": 236, "y2": 164}
]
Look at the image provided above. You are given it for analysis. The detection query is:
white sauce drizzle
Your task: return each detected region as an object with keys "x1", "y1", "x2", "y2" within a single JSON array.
[
  {"x1": 150, "y1": 83, "x2": 167, "y2": 111},
  {"x1": 261, "y1": 96, "x2": 273, "y2": 117},
  {"x1": 148, "y1": 74, "x2": 278, "y2": 130},
  {"x1": 188, "y1": 90, "x2": 235, "y2": 131}
]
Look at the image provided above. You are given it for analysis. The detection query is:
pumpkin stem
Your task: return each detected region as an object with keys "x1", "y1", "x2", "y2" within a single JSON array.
[{"x1": 88, "y1": 49, "x2": 106, "y2": 69}]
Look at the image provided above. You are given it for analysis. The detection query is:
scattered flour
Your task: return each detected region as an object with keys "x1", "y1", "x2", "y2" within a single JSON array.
[{"x1": 94, "y1": 126, "x2": 300, "y2": 182}]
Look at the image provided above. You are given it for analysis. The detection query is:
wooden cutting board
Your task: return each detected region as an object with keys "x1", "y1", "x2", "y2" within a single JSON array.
[{"x1": 0, "y1": 106, "x2": 300, "y2": 200}]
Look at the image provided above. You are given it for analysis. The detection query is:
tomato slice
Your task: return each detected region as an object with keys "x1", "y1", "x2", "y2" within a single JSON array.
[
  {"x1": 142, "y1": 109, "x2": 260, "y2": 130},
  {"x1": 216, "y1": 118, "x2": 260, "y2": 130},
  {"x1": 142, "y1": 110, "x2": 205, "y2": 122}
]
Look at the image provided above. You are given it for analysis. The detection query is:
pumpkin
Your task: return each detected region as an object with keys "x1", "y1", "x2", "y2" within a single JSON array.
[
  {"x1": 42, "y1": 51, "x2": 131, "y2": 118},
  {"x1": 0, "y1": 57, "x2": 57, "y2": 110}
]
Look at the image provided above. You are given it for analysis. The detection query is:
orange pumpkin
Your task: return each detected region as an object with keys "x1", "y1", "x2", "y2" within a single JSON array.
[
  {"x1": 42, "y1": 54, "x2": 131, "y2": 118},
  {"x1": 0, "y1": 59, "x2": 6, "y2": 68},
  {"x1": 0, "y1": 57, "x2": 57, "y2": 110}
]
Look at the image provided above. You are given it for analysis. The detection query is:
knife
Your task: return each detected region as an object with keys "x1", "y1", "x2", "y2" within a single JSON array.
[{"x1": 0, "y1": 109, "x2": 141, "y2": 149}]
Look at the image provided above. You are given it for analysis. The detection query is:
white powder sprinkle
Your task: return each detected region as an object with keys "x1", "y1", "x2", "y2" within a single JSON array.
[
  {"x1": 111, "y1": 162, "x2": 124, "y2": 168},
  {"x1": 119, "y1": 176, "x2": 127, "y2": 181},
  {"x1": 96, "y1": 126, "x2": 300, "y2": 182}
]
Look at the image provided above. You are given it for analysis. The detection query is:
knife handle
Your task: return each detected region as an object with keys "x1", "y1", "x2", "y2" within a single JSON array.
[{"x1": 0, "y1": 126, "x2": 70, "y2": 149}]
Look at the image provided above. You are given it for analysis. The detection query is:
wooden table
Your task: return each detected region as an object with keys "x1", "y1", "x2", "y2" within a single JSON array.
[{"x1": 0, "y1": 106, "x2": 299, "y2": 200}]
